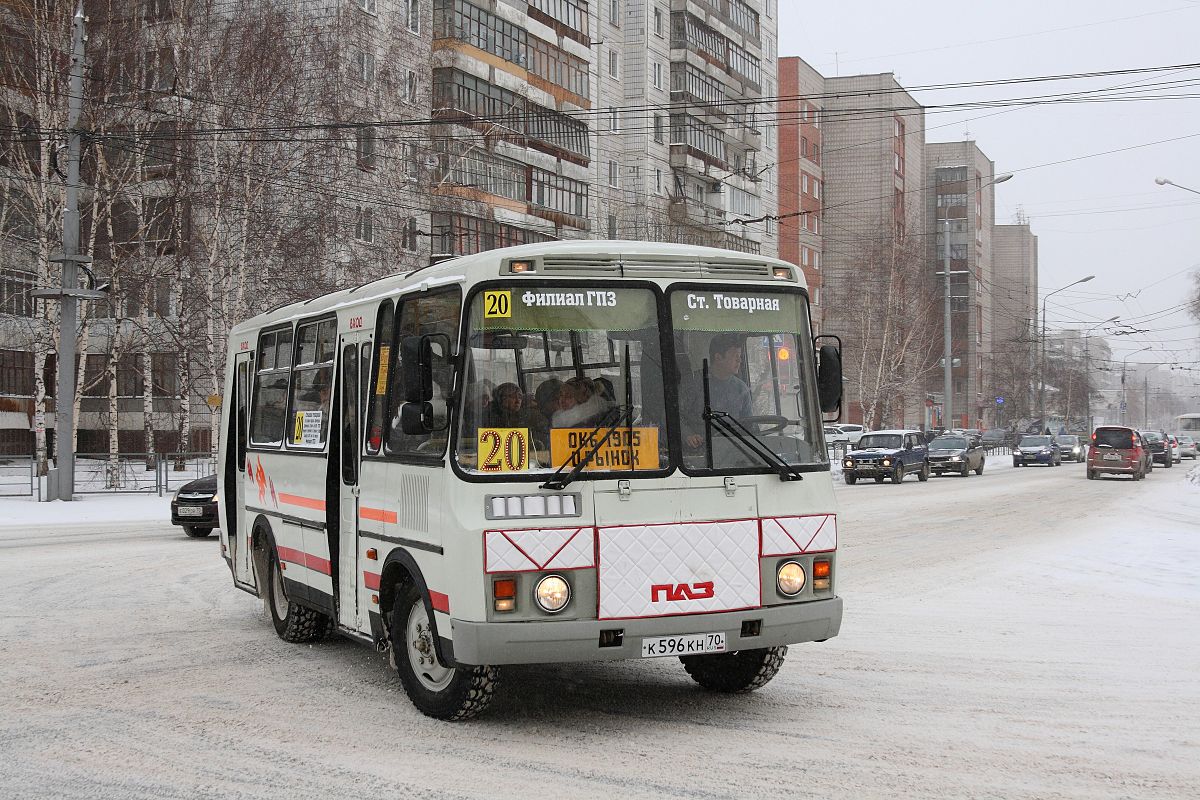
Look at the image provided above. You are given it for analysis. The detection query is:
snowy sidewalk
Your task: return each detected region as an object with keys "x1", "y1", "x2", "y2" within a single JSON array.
[{"x1": 0, "y1": 493, "x2": 173, "y2": 535}]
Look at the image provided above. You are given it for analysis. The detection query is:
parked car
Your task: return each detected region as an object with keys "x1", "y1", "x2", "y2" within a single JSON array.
[
  {"x1": 171, "y1": 474, "x2": 219, "y2": 538},
  {"x1": 1138, "y1": 430, "x2": 1173, "y2": 468},
  {"x1": 842, "y1": 430, "x2": 929, "y2": 485},
  {"x1": 836, "y1": 423, "x2": 869, "y2": 445},
  {"x1": 1055, "y1": 434, "x2": 1086, "y2": 462},
  {"x1": 981, "y1": 428, "x2": 1009, "y2": 447},
  {"x1": 1166, "y1": 434, "x2": 1182, "y2": 463},
  {"x1": 1175, "y1": 434, "x2": 1198, "y2": 460},
  {"x1": 824, "y1": 426, "x2": 849, "y2": 445},
  {"x1": 1013, "y1": 435, "x2": 1062, "y2": 467},
  {"x1": 960, "y1": 428, "x2": 983, "y2": 445},
  {"x1": 1087, "y1": 426, "x2": 1150, "y2": 480},
  {"x1": 926, "y1": 434, "x2": 985, "y2": 477}
]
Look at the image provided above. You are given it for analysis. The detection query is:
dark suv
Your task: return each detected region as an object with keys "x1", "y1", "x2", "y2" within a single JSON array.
[
  {"x1": 1138, "y1": 430, "x2": 1173, "y2": 468},
  {"x1": 842, "y1": 430, "x2": 929, "y2": 484}
]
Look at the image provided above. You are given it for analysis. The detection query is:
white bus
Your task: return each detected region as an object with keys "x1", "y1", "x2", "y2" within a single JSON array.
[
  {"x1": 1175, "y1": 413, "x2": 1200, "y2": 434},
  {"x1": 217, "y1": 241, "x2": 844, "y2": 720}
]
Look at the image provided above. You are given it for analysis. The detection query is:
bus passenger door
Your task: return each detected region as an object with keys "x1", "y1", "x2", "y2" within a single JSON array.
[
  {"x1": 231, "y1": 352, "x2": 254, "y2": 585},
  {"x1": 336, "y1": 339, "x2": 366, "y2": 629}
]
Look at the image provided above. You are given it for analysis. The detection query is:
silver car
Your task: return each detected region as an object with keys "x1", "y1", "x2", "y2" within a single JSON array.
[{"x1": 1175, "y1": 434, "x2": 1198, "y2": 460}]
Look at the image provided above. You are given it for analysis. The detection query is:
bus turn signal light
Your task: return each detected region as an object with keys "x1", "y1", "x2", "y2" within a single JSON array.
[
  {"x1": 494, "y1": 578, "x2": 517, "y2": 612},
  {"x1": 509, "y1": 259, "x2": 535, "y2": 274},
  {"x1": 366, "y1": 548, "x2": 378, "y2": 561},
  {"x1": 813, "y1": 559, "x2": 831, "y2": 591}
]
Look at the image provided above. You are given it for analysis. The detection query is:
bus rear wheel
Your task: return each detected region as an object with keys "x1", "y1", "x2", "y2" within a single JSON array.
[
  {"x1": 680, "y1": 646, "x2": 787, "y2": 693},
  {"x1": 391, "y1": 584, "x2": 497, "y2": 721},
  {"x1": 267, "y1": 550, "x2": 331, "y2": 643}
]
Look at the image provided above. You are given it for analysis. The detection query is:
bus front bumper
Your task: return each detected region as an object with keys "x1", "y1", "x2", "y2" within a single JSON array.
[{"x1": 448, "y1": 597, "x2": 843, "y2": 666}]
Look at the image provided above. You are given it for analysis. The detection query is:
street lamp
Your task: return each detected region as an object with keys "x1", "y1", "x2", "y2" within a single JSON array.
[
  {"x1": 1039, "y1": 275, "x2": 1095, "y2": 432},
  {"x1": 941, "y1": 172, "x2": 1012, "y2": 431},
  {"x1": 1120, "y1": 347, "x2": 1151, "y2": 424},
  {"x1": 1154, "y1": 176, "x2": 1200, "y2": 196},
  {"x1": 1083, "y1": 316, "x2": 1119, "y2": 434}
]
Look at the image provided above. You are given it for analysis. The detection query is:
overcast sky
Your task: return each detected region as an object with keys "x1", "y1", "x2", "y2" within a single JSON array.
[{"x1": 778, "y1": 0, "x2": 1200, "y2": 391}]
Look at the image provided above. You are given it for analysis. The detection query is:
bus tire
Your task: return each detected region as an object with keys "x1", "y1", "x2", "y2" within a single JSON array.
[
  {"x1": 183, "y1": 526, "x2": 213, "y2": 538},
  {"x1": 391, "y1": 584, "x2": 497, "y2": 721},
  {"x1": 680, "y1": 646, "x2": 787, "y2": 693},
  {"x1": 267, "y1": 549, "x2": 332, "y2": 644}
]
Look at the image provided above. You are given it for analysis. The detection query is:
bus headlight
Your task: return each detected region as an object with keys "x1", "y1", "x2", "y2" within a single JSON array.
[
  {"x1": 776, "y1": 561, "x2": 806, "y2": 596},
  {"x1": 534, "y1": 575, "x2": 571, "y2": 613}
]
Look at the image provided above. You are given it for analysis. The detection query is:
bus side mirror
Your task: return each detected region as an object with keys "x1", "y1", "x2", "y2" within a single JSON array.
[
  {"x1": 401, "y1": 335, "x2": 432, "y2": 404},
  {"x1": 400, "y1": 401, "x2": 433, "y2": 435},
  {"x1": 815, "y1": 337, "x2": 843, "y2": 417}
]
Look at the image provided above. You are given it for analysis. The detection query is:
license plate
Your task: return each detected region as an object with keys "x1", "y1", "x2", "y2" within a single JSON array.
[
  {"x1": 641, "y1": 632, "x2": 726, "y2": 658},
  {"x1": 178, "y1": 505, "x2": 204, "y2": 517},
  {"x1": 1103, "y1": 453, "x2": 1122, "y2": 461}
]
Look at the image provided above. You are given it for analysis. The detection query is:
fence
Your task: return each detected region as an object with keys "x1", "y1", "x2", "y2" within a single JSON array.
[{"x1": 0, "y1": 456, "x2": 35, "y2": 497}]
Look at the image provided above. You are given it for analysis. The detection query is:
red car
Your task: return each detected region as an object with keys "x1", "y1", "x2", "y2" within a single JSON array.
[{"x1": 1087, "y1": 426, "x2": 1150, "y2": 480}]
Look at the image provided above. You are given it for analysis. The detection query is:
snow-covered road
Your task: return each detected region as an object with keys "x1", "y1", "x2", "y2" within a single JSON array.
[{"x1": 1, "y1": 462, "x2": 1197, "y2": 799}]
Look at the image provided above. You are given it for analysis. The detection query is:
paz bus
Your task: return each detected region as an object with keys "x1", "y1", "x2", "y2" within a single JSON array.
[{"x1": 217, "y1": 241, "x2": 844, "y2": 720}]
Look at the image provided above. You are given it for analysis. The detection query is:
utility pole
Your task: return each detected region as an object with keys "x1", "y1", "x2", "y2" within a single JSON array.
[
  {"x1": 32, "y1": 3, "x2": 104, "y2": 500},
  {"x1": 1144, "y1": 375, "x2": 1149, "y2": 428},
  {"x1": 942, "y1": 217, "x2": 952, "y2": 431}
]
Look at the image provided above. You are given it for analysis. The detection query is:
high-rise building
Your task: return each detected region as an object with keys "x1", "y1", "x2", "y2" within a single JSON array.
[
  {"x1": 992, "y1": 223, "x2": 1039, "y2": 423},
  {"x1": 776, "y1": 56, "x2": 824, "y2": 327},
  {"x1": 430, "y1": 0, "x2": 594, "y2": 256},
  {"x1": 590, "y1": 0, "x2": 777, "y2": 255},
  {"x1": 820, "y1": 72, "x2": 926, "y2": 426},
  {"x1": 926, "y1": 140, "x2": 999, "y2": 429}
]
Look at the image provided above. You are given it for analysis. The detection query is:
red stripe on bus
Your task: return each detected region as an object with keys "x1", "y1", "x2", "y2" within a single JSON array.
[
  {"x1": 359, "y1": 506, "x2": 398, "y2": 524},
  {"x1": 363, "y1": 571, "x2": 381, "y2": 590},
  {"x1": 430, "y1": 591, "x2": 450, "y2": 613},
  {"x1": 278, "y1": 493, "x2": 326, "y2": 511},
  {"x1": 277, "y1": 546, "x2": 331, "y2": 575}
]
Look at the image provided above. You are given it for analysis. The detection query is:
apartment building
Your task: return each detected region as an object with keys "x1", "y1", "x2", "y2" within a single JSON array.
[
  {"x1": 925, "y1": 140, "x2": 999, "y2": 430},
  {"x1": 819, "y1": 72, "x2": 926, "y2": 426},
  {"x1": 430, "y1": 0, "x2": 593, "y2": 255},
  {"x1": 588, "y1": 0, "x2": 777, "y2": 255},
  {"x1": 776, "y1": 55, "x2": 824, "y2": 327},
  {"x1": 991, "y1": 223, "x2": 1038, "y2": 423}
]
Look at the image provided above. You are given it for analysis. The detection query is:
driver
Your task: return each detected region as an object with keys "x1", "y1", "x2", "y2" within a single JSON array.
[{"x1": 686, "y1": 333, "x2": 751, "y2": 449}]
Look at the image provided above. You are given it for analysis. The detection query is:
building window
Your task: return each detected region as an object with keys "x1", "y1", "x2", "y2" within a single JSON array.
[
  {"x1": 608, "y1": 49, "x2": 618, "y2": 77},
  {"x1": 802, "y1": 174, "x2": 808, "y2": 195},
  {"x1": 406, "y1": 0, "x2": 420, "y2": 32},
  {"x1": 653, "y1": 6, "x2": 663, "y2": 36},
  {"x1": 610, "y1": 0, "x2": 619, "y2": 25},
  {"x1": 355, "y1": 206, "x2": 375, "y2": 242},
  {"x1": 402, "y1": 143, "x2": 419, "y2": 180},
  {"x1": 443, "y1": 143, "x2": 527, "y2": 200},
  {"x1": 531, "y1": 169, "x2": 589, "y2": 218},
  {"x1": 527, "y1": 0, "x2": 589, "y2": 40},
  {"x1": 607, "y1": 214, "x2": 617, "y2": 238},
  {"x1": 402, "y1": 217, "x2": 419, "y2": 251},
  {"x1": 652, "y1": 61, "x2": 662, "y2": 89},
  {"x1": 355, "y1": 49, "x2": 375, "y2": 83},
  {"x1": 654, "y1": 168, "x2": 662, "y2": 194},
  {"x1": 653, "y1": 115, "x2": 664, "y2": 143},
  {"x1": 357, "y1": 0, "x2": 376, "y2": 14},
  {"x1": 430, "y1": 212, "x2": 555, "y2": 257},
  {"x1": 608, "y1": 160, "x2": 618, "y2": 187},
  {"x1": 436, "y1": 0, "x2": 527, "y2": 69},
  {"x1": 0, "y1": 270, "x2": 36, "y2": 317},
  {"x1": 356, "y1": 126, "x2": 376, "y2": 169},
  {"x1": 609, "y1": 107, "x2": 619, "y2": 131},
  {"x1": 527, "y1": 34, "x2": 590, "y2": 97},
  {"x1": 801, "y1": 136, "x2": 808, "y2": 158},
  {"x1": 406, "y1": 70, "x2": 418, "y2": 103}
]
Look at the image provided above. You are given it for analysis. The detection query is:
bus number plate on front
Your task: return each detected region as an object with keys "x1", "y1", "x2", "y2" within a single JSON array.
[{"x1": 641, "y1": 632, "x2": 725, "y2": 658}]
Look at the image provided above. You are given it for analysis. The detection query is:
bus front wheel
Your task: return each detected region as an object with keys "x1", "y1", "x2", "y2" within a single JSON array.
[
  {"x1": 390, "y1": 584, "x2": 497, "y2": 721},
  {"x1": 680, "y1": 646, "x2": 787, "y2": 693},
  {"x1": 267, "y1": 549, "x2": 331, "y2": 643}
]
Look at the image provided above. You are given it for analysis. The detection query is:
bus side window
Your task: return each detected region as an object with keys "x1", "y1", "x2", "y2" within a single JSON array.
[
  {"x1": 386, "y1": 287, "x2": 461, "y2": 458},
  {"x1": 365, "y1": 300, "x2": 394, "y2": 455},
  {"x1": 249, "y1": 325, "x2": 293, "y2": 447},
  {"x1": 286, "y1": 317, "x2": 336, "y2": 448}
]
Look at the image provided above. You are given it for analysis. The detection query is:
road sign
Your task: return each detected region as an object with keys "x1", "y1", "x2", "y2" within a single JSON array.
[
  {"x1": 1119, "y1": 401, "x2": 1127, "y2": 412},
  {"x1": 995, "y1": 396, "x2": 1004, "y2": 405}
]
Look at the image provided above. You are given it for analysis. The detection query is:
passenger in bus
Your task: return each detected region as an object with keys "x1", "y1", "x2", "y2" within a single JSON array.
[
  {"x1": 594, "y1": 377, "x2": 616, "y2": 403},
  {"x1": 530, "y1": 378, "x2": 563, "y2": 446},
  {"x1": 685, "y1": 333, "x2": 751, "y2": 449},
  {"x1": 552, "y1": 376, "x2": 612, "y2": 429},
  {"x1": 485, "y1": 382, "x2": 529, "y2": 429}
]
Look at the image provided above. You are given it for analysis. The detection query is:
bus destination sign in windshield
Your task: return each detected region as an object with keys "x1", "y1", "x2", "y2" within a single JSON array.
[{"x1": 672, "y1": 290, "x2": 805, "y2": 332}]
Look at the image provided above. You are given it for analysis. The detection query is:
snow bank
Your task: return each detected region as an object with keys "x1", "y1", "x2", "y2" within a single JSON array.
[
  {"x1": 1188, "y1": 463, "x2": 1200, "y2": 488},
  {"x1": 0, "y1": 493, "x2": 173, "y2": 533}
]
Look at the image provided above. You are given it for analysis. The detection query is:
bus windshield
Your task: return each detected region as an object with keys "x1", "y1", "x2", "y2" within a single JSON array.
[
  {"x1": 456, "y1": 286, "x2": 668, "y2": 477},
  {"x1": 669, "y1": 287, "x2": 826, "y2": 473}
]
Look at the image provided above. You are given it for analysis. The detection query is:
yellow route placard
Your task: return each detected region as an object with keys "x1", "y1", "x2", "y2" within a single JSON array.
[{"x1": 550, "y1": 428, "x2": 659, "y2": 471}]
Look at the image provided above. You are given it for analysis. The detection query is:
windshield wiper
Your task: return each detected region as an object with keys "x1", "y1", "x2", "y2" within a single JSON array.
[
  {"x1": 701, "y1": 360, "x2": 803, "y2": 482},
  {"x1": 540, "y1": 405, "x2": 633, "y2": 491},
  {"x1": 541, "y1": 345, "x2": 637, "y2": 492}
]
